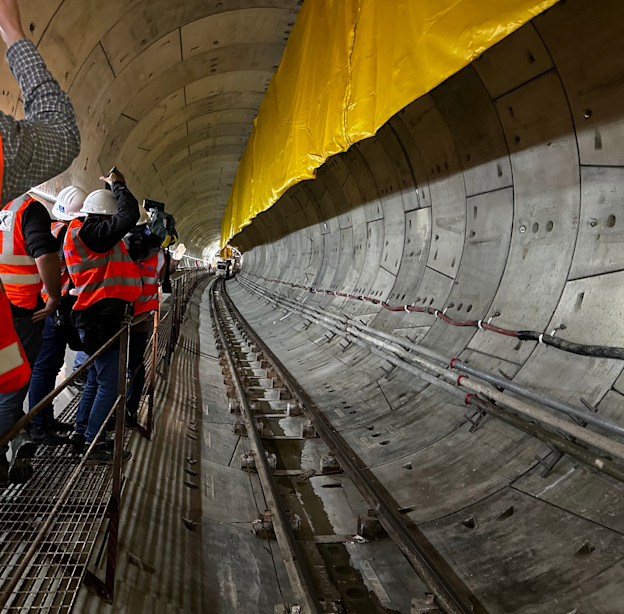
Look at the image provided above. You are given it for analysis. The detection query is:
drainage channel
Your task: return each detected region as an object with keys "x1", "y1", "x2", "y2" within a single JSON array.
[{"x1": 211, "y1": 280, "x2": 475, "y2": 614}]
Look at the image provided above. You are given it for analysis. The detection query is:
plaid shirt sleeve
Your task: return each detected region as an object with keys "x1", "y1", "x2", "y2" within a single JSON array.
[{"x1": 0, "y1": 39, "x2": 80, "y2": 207}]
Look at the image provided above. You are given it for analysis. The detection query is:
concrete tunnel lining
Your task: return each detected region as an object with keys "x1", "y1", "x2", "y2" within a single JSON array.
[{"x1": 225, "y1": 0, "x2": 624, "y2": 610}]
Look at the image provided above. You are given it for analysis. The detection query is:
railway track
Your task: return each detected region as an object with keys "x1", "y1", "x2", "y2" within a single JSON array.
[{"x1": 210, "y1": 279, "x2": 487, "y2": 614}]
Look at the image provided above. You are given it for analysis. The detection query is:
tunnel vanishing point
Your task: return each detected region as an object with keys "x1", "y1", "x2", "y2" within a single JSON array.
[{"x1": 8, "y1": 0, "x2": 624, "y2": 612}]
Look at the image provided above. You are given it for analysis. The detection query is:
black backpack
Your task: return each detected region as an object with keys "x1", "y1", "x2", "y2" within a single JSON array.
[
  {"x1": 124, "y1": 225, "x2": 161, "y2": 261},
  {"x1": 148, "y1": 209, "x2": 178, "y2": 248}
]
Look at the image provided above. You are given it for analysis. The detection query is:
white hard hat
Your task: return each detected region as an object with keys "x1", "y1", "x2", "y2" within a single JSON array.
[
  {"x1": 52, "y1": 186, "x2": 87, "y2": 221},
  {"x1": 81, "y1": 189, "x2": 118, "y2": 216},
  {"x1": 137, "y1": 204, "x2": 151, "y2": 226}
]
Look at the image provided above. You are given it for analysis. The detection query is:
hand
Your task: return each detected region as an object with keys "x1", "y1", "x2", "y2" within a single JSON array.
[
  {"x1": 173, "y1": 243, "x2": 186, "y2": 261},
  {"x1": 32, "y1": 295, "x2": 59, "y2": 323},
  {"x1": 0, "y1": 0, "x2": 25, "y2": 47},
  {"x1": 100, "y1": 169, "x2": 126, "y2": 186}
]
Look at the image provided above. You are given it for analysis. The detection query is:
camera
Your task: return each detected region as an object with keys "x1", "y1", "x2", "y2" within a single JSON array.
[{"x1": 143, "y1": 198, "x2": 165, "y2": 212}]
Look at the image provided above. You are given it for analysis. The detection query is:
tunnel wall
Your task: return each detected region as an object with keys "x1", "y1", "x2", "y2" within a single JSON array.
[{"x1": 229, "y1": 0, "x2": 624, "y2": 610}]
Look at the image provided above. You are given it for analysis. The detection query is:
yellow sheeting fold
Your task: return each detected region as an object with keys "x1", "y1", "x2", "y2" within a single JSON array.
[{"x1": 221, "y1": 0, "x2": 559, "y2": 247}]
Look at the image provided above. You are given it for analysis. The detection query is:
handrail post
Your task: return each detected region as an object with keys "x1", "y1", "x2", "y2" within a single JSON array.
[
  {"x1": 103, "y1": 314, "x2": 131, "y2": 601},
  {"x1": 147, "y1": 309, "x2": 158, "y2": 439}
]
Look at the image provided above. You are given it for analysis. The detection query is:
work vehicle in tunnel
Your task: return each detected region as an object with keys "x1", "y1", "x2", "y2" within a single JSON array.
[{"x1": 0, "y1": 0, "x2": 623, "y2": 612}]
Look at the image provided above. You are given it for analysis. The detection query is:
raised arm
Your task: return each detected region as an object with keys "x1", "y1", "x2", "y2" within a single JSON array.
[{"x1": 0, "y1": 0, "x2": 80, "y2": 206}]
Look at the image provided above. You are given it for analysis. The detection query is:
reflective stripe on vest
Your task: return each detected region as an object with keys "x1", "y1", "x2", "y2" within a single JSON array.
[
  {"x1": 0, "y1": 196, "x2": 42, "y2": 308},
  {"x1": 134, "y1": 252, "x2": 163, "y2": 315},
  {"x1": 41, "y1": 221, "x2": 70, "y2": 302},
  {"x1": 64, "y1": 218, "x2": 142, "y2": 310},
  {"x1": 0, "y1": 282, "x2": 31, "y2": 393}
]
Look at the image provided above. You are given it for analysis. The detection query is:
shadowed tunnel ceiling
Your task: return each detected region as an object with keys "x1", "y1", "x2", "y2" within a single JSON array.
[{"x1": 0, "y1": 0, "x2": 302, "y2": 255}]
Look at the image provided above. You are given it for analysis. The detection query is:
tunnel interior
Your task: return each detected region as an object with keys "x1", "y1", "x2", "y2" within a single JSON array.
[{"x1": 4, "y1": 0, "x2": 624, "y2": 611}]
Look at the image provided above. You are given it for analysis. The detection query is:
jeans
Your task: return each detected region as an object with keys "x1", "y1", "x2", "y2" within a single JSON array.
[
  {"x1": 28, "y1": 314, "x2": 66, "y2": 429},
  {"x1": 127, "y1": 330, "x2": 150, "y2": 414},
  {"x1": 74, "y1": 328, "x2": 119, "y2": 443},
  {"x1": 0, "y1": 314, "x2": 44, "y2": 455}
]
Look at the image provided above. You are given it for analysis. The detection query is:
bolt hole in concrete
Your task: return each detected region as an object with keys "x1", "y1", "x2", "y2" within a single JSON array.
[
  {"x1": 607, "y1": 214, "x2": 616, "y2": 227},
  {"x1": 532, "y1": 222, "x2": 539, "y2": 233},
  {"x1": 575, "y1": 541, "x2": 596, "y2": 556},
  {"x1": 461, "y1": 517, "x2": 477, "y2": 529},
  {"x1": 497, "y1": 506, "x2": 514, "y2": 521},
  {"x1": 546, "y1": 220, "x2": 554, "y2": 232}
]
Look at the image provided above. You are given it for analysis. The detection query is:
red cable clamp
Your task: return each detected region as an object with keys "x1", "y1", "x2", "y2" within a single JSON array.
[
  {"x1": 464, "y1": 393, "x2": 476, "y2": 405},
  {"x1": 449, "y1": 358, "x2": 459, "y2": 369},
  {"x1": 457, "y1": 375, "x2": 467, "y2": 387}
]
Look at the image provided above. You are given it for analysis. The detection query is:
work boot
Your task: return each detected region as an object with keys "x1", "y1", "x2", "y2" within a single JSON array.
[
  {"x1": 49, "y1": 418, "x2": 73, "y2": 433},
  {"x1": 85, "y1": 442, "x2": 131, "y2": 466},
  {"x1": 8, "y1": 432, "x2": 37, "y2": 484},
  {"x1": 69, "y1": 431, "x2": 85, "y2": 455},
  {"x1": 31, "y1": 426, "x2": 68, "y2": 447},
  {"x1": 125, "y1": 411, "x2": 138, "y2": 429}
]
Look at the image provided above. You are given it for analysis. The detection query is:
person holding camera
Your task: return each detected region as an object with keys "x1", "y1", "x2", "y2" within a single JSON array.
[{"x1": 64, "y1": 169, "x2": 141, "y2": 465}]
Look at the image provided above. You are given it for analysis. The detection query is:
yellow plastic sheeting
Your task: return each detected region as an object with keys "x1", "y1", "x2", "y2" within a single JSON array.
[{"x1": 221, "y1": 0, "x2": 560, "y2": 247}]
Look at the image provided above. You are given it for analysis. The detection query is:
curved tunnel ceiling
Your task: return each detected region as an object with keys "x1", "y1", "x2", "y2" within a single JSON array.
[{"x1": 3, "y1": 0, "x2": 302, "y2": 255}]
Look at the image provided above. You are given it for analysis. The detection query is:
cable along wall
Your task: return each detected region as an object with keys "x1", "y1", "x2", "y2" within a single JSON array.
[{"x1": 229, "y1": 0, "x2": 624, "y2": 611}]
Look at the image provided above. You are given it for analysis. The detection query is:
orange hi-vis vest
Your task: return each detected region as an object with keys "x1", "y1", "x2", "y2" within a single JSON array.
[
  {"x1": 0, "y1": 195, "x2": 42, "y2": 309},
  {"x1": 134, "y1": 251, "x2": 164, "y2": 316},
  {"x1": 0, "y1": 143, "x2": 32, "y2": 392},
  {"x1": 41, "y1": 221, "x2": 70, "y2": 302},
  {"x1": 64, "y1": 218, "x2": 142, "y2": 310}
]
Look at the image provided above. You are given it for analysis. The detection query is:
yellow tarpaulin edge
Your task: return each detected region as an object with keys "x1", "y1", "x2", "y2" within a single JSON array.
[{"x1": 220, "y1": 0, "x2": 560, "y2": 248}]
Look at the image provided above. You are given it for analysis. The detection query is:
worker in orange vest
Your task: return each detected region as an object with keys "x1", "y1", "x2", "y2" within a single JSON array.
[
  {"x1": 0, "y1": 193, "x2": 61, "y2": 483},
  {"x1": 64, "y1": 169, "x2": 141, "y2": 465},
  {"x1": 0, "y1": 0, "x2": 79, "y2": 436},
  {"x1": 28, "y1": 186, "x2": 87, "y2": 446},
  {"x1": 124, "y1": 206, "x2": 186, "y2": 427}
]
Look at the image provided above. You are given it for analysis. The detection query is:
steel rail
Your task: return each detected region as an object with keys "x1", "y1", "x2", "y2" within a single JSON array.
[
  {"x1": 211, "y1": 281, "x2": 321, "y2": 614},
  {"x1": 219, "y1": 280, "x2": 483, "y2": 614}
]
